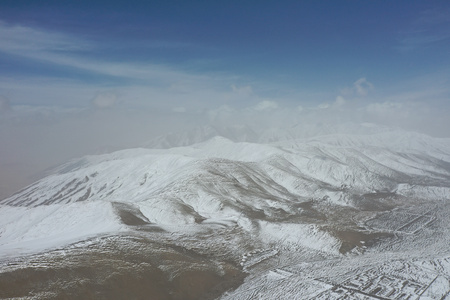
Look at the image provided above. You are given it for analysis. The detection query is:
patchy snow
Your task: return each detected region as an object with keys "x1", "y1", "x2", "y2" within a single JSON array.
[{"x1": 258, "y1": 221, "x2": 341, "y2": 254}]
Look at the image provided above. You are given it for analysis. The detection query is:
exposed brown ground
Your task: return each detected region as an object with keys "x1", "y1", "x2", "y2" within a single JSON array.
[
  {"x1": 333, "y1": 230, "x2": 392, "y2": 254},
  {"x1": 0, "y1": 236, "x2": 246, "y2": 300}
]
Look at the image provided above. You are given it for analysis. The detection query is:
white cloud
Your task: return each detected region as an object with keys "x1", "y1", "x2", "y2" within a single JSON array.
[
  {"x1": 337, "y1": 78, "x2": 374, "y2": 104},
  {"x1": 254, "y1": 100, "x2": 278, "y2": 111},
  {"x1": 318, "y1": 103, "x2": 330, "y2": 109},
  {"x1": 353, "y1": 78, "x2": 374, "y2": 96}
]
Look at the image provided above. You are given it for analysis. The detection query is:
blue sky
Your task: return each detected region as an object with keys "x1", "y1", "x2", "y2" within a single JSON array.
[{"x1": 0, "y1": 0, "x2": 449, "y2": 112}]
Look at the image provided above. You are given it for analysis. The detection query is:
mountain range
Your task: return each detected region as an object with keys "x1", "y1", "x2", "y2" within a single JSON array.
[{"x1": 1, "y1": 125, "x2": 450, "y2": 299}]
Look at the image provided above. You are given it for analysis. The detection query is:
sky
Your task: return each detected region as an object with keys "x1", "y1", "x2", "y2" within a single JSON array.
[{"x1": 1, "y1": 0, "x2": 450, "y2": 198}]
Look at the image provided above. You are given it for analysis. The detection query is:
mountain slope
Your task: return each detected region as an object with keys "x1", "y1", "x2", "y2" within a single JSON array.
[{"x1": 1, "y1": 131, "x2": 450, "y2": 258}]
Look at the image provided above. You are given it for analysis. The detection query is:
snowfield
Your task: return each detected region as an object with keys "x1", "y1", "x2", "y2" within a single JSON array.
[
  {"x1": 1, "y1": 127, "x2": 450, "y2": 299},
  {"x1": 0, "y1": 202, "x2": 125, "y2": 258}
]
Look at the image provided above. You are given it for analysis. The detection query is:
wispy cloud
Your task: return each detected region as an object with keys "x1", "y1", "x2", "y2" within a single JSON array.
[
  {"x1": 0, "y1": 21, "x2": 283, "y2": 111},
  {"x1": 397, "y1": 7, "x2": 450, "y2": 52},
  {"x1": 418, "y1": 8, "x2": 450, "y2": 25},
  {"x1": 0, "y1": 21, "x2": 211, "y2": 87},
  {"x1": 0, "y1": 21, "x2": 89, "y2": 53},
  {"x1": 397, "y1": 33, "x2": 450, "y2": 52}
]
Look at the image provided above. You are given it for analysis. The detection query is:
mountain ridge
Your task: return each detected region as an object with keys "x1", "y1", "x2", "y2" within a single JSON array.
[{"x1": 1, "y1": 130, "x2": 450, "y2": 258}]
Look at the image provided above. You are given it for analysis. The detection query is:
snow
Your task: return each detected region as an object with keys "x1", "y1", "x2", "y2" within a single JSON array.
[
  {"x1": 258, "y1": 221, "x2": 341, "y2": 254},
  {"x1": 1, "y1": 129, "x2": 450, "y2": 258},
  {"x1": 0, "y1": 202, "x2": 125, "y2": 258}
]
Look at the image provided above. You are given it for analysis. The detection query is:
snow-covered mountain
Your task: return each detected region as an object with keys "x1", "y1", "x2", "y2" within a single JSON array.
[
  {"x1": 2, "y1": 128, "x2": 450, "y2": 299},
  {"x1": 1, "y1": 130, "x2": 450, "y2": 256}
]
